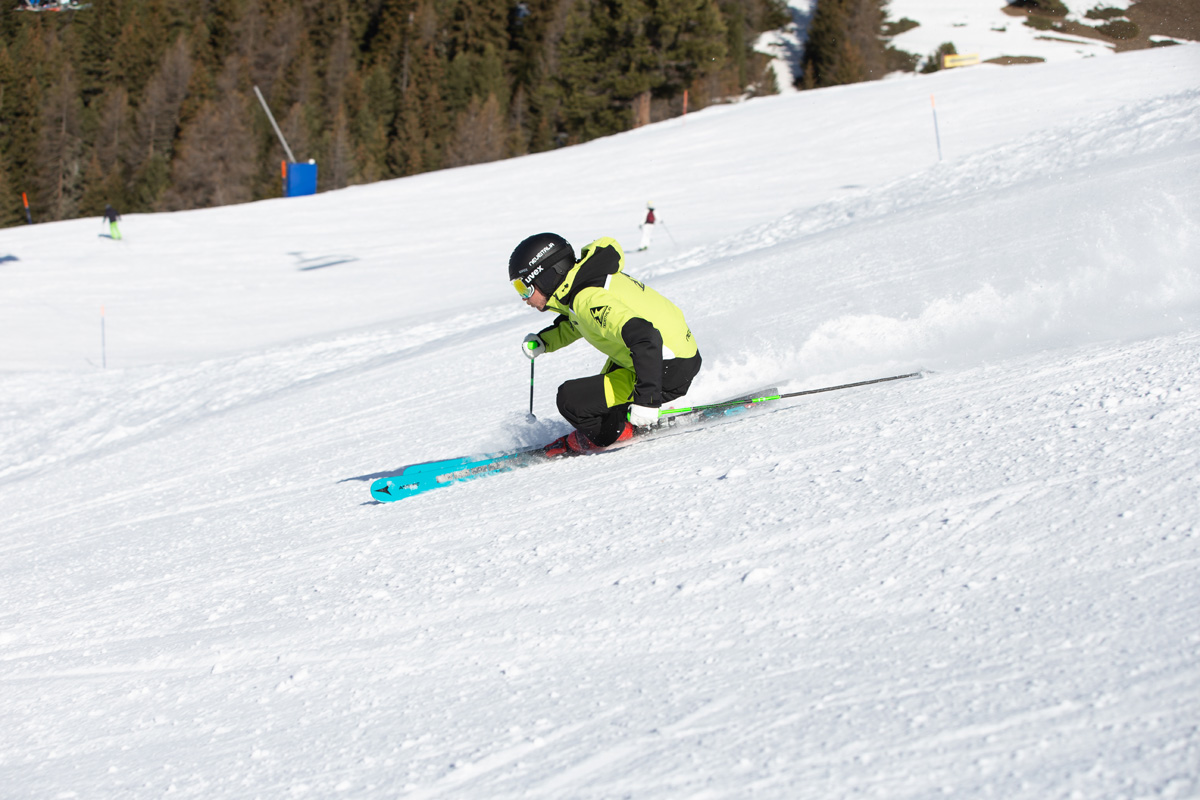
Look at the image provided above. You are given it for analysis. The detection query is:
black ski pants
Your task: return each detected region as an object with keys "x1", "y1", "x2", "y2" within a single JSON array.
[{"x1": 556, "y1": 352, "x2": 702, "y2": 446}]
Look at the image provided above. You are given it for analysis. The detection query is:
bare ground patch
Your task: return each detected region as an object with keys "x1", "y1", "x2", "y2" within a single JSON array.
[{"x1": 997, "y1": 0, "x2": 1195, "y2": 58}]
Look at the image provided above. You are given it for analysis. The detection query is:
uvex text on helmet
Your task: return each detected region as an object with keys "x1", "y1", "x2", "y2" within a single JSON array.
[{"x1": 509, "y1": 233, "x2": 574, "y2": 296}]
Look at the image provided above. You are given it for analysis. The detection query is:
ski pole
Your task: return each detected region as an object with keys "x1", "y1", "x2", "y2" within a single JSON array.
[
  {"x1": 660, "y1": 220, "x2": 679, "y2": 247},
  {"x1": 526, "y1": 343, "x2": 537, "y2": 423},
  {"x1": 657, "y1": 372, "x2": 922, "y2": 418}
]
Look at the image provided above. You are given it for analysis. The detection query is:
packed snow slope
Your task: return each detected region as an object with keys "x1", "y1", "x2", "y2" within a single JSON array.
[{"x1": 2, "y1": 46, "x2": 1199, "y2": 799}]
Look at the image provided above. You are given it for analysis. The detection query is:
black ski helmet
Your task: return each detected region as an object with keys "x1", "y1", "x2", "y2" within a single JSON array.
[{"x1": 509, "y1": 233, "x2": 574, "y2": 298}]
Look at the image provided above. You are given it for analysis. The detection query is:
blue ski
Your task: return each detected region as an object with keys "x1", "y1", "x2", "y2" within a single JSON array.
[
  {"x1": 369, "y1": 447, "x2": 552, "y2": 502},
  {"x1": 368, "y1": 388, "x2": 777, "y2": 503}
]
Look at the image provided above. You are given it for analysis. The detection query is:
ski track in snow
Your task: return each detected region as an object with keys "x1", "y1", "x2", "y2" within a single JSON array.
[{"x1": 1, "y1": 45, "x2": 1199, "y2": 800}]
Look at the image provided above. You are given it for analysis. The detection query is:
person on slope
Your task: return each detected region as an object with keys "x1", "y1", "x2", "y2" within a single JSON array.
[
  {"x1": 637, "y1": 203, "x2": 655, "y2": 251},
  {"x1": 103, "y1": 204, "x2": 122, "y2": 240},
  {"x1": 510, "y1": 232, "x2": 701, "y2": 457}
]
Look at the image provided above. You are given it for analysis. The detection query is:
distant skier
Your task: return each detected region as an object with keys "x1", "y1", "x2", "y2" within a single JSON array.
[
  {"x1": 637, "y1": 203, "x2": 655, "y2": 251},
  {"x1": 103, "y1": 204, "x2": 121, "y2": 240},
  {"x1": 510, "y1": 232, "x2": 701, "y2": 456}
]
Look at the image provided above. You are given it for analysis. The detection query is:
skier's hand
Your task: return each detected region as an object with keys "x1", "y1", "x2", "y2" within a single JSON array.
[
  {"x1": 522, "y1": 333, "x2": 545, "y2": 360},
  {"x1": 627, "y1": 403, "x2": 659, "y2": 428}
]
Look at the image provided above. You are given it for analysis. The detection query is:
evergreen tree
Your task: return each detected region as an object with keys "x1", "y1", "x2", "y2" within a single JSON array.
[
  {"x1": 445, "y1": 91, "x2": 505, "y2": 167},
  {"x1": 800, "y1": 0, "x2": 887, "y2": 88},
  {"x1": 323, "y1": 103, "x2": 354, "y2": 190},
  {"x1": 447, "y1": 0, "x2": 509, "y2": 58},
  {"x1": 75, "y1": 0, "x2": 124, "y2": 105},
  {"x1": 507, "y1": 0, "x2": 571, "y2": 153},
  {"x1": 162, "y1": 56, "x2": 255, "y2": 209},
  {"x1": 2, "y1": 30, "x2": 44, "y2": 220},
  {"x1": 126, "y1": 36, "x2": 192, "y2": 210},
  {"x1": 0, "y1": 150, "x2": 23, "y2": 228},
  {"x1": 112, "y1": 1, "x2": 175, "y2": 101},
  {"x1": 77, "y1": 150, "x2": 120, "y2": 216},
  {"x1": 37, "y1": 61, "x2": 85, "y2": 221},
  {"x1": 404, "y1": 1, "x2": 449, "y2": 174},
  {"x1": 558, "y1": 0, "x2": 656, "y2": 141},
  {"x1": 559, "y1": 0, "x2": 726, "y2": 142},
  {"x1": 722, "y1": 0, "x2": 747, "y2": 90},
  {"x1": 446, "y1": 42, "x2": 507, "y2": 120},
  {"x1": 646, "y1": 0, "x2": 728, "y2": 96},
  {"x1": 91, "y1": 86, "x2": 130, "y2": 172}
]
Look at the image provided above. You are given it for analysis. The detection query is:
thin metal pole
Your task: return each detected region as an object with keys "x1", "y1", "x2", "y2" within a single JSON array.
[
  {"x1": 931, "y1": 95, "x2": 943, "y2": 161},
  {"x1": 253, "y1": 85, "x2": 297, "y2": 163},
  {"x1": 660, "y1": 220, "x2": 679, "y2": 247},
  {"x1": 528, "y1": 359, "x2": 537, "y2": 422}
]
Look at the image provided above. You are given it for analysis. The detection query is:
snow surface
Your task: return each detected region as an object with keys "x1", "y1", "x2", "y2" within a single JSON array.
[{"x1": 2, "y1": 44, "x2": 1200, "y2": 799}]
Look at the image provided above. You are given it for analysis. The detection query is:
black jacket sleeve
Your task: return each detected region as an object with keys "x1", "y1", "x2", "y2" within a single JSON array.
[{"x1": 621, "y1": 317, "x2": 663, "y2": 406}]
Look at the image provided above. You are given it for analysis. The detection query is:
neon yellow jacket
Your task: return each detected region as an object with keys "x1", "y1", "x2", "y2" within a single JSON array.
[{"x1": 537, "y1": 237, "x2": 697, "y2": 407}]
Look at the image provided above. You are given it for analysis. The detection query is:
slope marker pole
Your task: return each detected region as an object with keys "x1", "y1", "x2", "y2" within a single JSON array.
[{"x1": 931, "y1": 95, "x2": 943, "y2": 161}]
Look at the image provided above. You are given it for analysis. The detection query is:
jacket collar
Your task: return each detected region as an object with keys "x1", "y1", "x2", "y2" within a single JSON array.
[{"x1": 547, "y1": 238, "x2": 626, "y2": 313}]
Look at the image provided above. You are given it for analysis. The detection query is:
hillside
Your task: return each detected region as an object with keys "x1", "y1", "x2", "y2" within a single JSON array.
[{"x1": 1, "y1": 44, "x2": 1199, "y2": 798}]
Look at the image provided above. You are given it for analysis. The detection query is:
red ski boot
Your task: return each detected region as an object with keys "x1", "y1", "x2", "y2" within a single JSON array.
[
  {"x1": 542, "y1": 434, "x2": 572, "y2": 458},
  {"x1": 566, "y1": 422, "x2": 634, "y2": 454}
]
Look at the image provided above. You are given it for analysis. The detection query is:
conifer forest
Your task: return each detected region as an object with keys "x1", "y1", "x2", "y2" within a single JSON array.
[{"x1": 0, "y1": 0, "x2": 794, "y2": 226}]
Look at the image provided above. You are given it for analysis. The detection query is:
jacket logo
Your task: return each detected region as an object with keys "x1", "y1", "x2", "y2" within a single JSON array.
[{"x1": 590, "y1": 305, "x2": 611, "y2": 327}]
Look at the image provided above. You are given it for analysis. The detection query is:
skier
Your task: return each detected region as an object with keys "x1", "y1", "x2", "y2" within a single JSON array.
[
  {"x1": 103, "y1": 204, "x2": 121, "y2": 240},
  {"x1": 637, "y1": 203, "x2": 655, "y2": 251},
  {"x1": 510, "y1": 232, "x2": 701, "y2": 456}
]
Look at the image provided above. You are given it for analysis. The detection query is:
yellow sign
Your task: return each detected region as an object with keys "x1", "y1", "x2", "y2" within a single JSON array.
[{"x1": 943, "y1": 53, "x2": 981, "y2": 68}]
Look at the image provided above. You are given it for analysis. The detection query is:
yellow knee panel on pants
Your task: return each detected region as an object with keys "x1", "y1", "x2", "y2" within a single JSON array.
[{"x1": 602, "y1": 368, "x2": 636, "y2": 408}]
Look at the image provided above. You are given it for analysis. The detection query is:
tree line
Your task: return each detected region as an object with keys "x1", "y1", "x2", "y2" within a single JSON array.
[
  {"x1": 0, "y1": 0, "x2": 792, "y2": 227},
  {"x1": 800, "y1": 0, "x2": 926, "y2": 88}
]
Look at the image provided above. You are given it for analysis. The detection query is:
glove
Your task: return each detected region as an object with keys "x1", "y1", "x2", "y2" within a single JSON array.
[
  {"x1": 627, "y1": 403, "x2": 659, "y2": 428},
  {"x1": 522, "y1": 333, "x2": 546, "y2": 360}
]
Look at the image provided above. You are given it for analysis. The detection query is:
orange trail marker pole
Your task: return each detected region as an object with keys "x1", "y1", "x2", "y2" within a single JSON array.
[{"x1": 22, "y1": 192, "x2": 32, "y2": 225}]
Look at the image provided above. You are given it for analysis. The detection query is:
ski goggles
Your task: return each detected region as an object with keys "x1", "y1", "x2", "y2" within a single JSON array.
[{"x1": 512, "y1": 278, "x2": 535, "y2": 300}]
